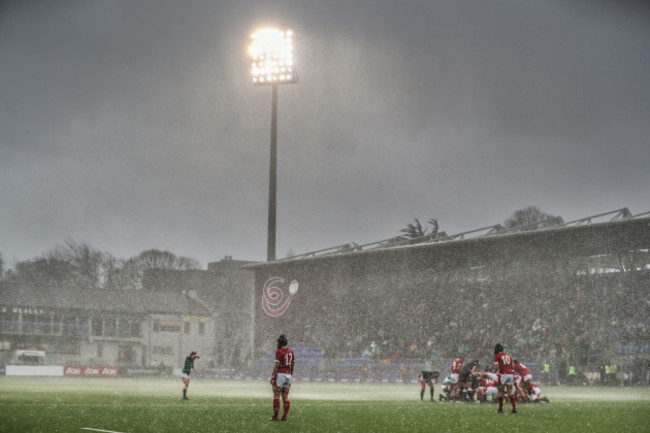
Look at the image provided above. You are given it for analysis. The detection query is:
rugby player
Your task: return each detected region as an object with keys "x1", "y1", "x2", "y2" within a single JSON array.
[
  {"x1": 450, "y1": 357, "x2": 463, "y2": 401},
  {"x1": 181, "y1": 351, "x2": 199, "y2": 400},
  {"x1": 269, "y1": 335, "x2": 295, "y2": 421},
  {"x1": 417, "y1": 369, "x2": 440, "y2": 401},
  {"x1": 494, "y1": 343, "x2": 517, "y2": 414}
]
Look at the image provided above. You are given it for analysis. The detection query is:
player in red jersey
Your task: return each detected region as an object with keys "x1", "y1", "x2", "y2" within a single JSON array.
[
  {"x1": 513, "y1": 361, "x2": 533, "y2": 401},
  {"x1": 513, "y1": 374, "x2": 526, "y2": 402},
  {"x1": 450, "y1": 358, "x2": 463, "y2": 401},
  {"x1": 513, "y1": 360, "x2": 533, "y2": 388},
  {"x1": 513, "y1": 360, "x2": 532, "y2": 384},
  {"x1": 476, "y1": 372, "x2": 499, "y2": 403},
  {"x1": 525, "y1": 381, "x2": 550, "y2": 403},
  {"x1": 493, "y1": 343, "x2": 517, "y2": 414},
  {"x1": 269, "y1": 335, "x2": 295, "y2": 421}
]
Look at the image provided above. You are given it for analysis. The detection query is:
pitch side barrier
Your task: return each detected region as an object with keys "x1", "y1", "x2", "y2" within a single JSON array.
[
  {"x1": 247, "y1": 218, "x2": 650, "y2": 361},
  {"x1": 1, "y1": 365, "x2": 173, "y2": 377}
]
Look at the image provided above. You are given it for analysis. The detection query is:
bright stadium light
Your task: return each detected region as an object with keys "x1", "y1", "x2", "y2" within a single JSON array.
[
  {"x1": 250, "y1": 29, "x2": 298, "y2": 85},
  {"x1": 249, "y1": 28, "x2": 298, "y2": 262}
]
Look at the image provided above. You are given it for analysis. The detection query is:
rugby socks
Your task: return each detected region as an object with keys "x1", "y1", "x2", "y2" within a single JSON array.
[
  {"x1": 430, "y1": 389, "x2": 434, "y2": 401},
  {"x1": 183, "y1": 389, "x2": 187, "y2": 399},
  {"x1": 498, "y1": 396, "x2": 503, "y2": 410},
  {"x1": 272, "y1": 398, "x2": 280, "y2": 420},
  {"x1": 420, "y1": 389, "x2": 425, "y2": 400},
  {"x1": 509, "y1": 394, "x2": 516, "y2": 410},
  {"x1": 282, "y1": 400, "x2": 290, "y2": 420}
]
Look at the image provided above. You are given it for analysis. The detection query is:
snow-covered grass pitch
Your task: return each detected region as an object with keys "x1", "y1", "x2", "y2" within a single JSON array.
[{"x1": 1, "y1": 377, "x2": 649, "y2": 433}]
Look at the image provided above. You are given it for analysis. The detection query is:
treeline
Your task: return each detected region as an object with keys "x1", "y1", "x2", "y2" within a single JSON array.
[
  {"x1": 398, "y1": 206, "x2": 564, "y2": 241},
  {"x1": 0, "y1": 239, "x2": 200, "y2": 290}
]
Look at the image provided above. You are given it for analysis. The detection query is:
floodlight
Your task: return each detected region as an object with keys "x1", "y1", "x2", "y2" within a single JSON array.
[
  {"x1": 249, "y1": 28, "x2": 298, "y2": 85},
  {"x1": 249, "y1": 27, "x2": 299, "y2": 262}
]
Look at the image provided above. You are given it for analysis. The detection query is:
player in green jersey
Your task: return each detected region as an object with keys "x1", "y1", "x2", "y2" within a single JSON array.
[{"x1": 181, "y1": 351, "x2": 199, "y2": 400}]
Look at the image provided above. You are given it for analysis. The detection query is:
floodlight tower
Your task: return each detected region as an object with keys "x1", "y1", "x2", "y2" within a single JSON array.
[{"x1": 249, "y1": 28, "x2": 298, "y2": 262}]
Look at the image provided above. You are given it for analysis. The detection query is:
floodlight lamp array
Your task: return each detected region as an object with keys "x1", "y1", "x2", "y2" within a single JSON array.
[{"x1": 250, "y1": 29, "x2": 297, "y2": 85}]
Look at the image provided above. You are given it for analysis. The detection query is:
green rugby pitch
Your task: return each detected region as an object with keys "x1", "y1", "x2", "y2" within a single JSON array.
[{"x1": 1, "y1": 377, "x2": 649, "y2": 433}]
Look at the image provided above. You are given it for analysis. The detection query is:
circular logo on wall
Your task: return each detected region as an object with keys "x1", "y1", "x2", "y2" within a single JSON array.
[{"x1": 262, "y1": 277, "x2": 299, "y2": 317}]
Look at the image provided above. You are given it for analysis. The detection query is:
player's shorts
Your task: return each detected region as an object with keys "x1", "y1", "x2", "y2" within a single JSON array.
[
  {"x1": 529, "y1": 386, "x2": 541, "y2": 399},
  {"x1": 499, "y1": 374, "x2": 514, "y2": 386},
  {"x1": 450, "y1": 373, "x2": 459, "y2": 384},
  {"x1": 522, "y1": 374, "x2": 532, "y2": 383},
  {"x1": 485, "y1": 386, "x2": 498, "y2": 397},
  {"x1": 181, "y1": 373, "x2": 190, "y2": 380},
  {"x1": 276, "y1": 373, "x2": 292, "y2": 389}
]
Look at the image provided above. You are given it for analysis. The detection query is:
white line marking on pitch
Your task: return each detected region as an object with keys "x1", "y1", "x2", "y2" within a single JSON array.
[{"x1": 81, "y1": 428, "x2": 128, "y2": 433}]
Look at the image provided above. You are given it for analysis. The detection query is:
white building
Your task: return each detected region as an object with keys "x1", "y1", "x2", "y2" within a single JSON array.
[{"x1": 0, "y1": 284, "x2": 213, "y2": 369}]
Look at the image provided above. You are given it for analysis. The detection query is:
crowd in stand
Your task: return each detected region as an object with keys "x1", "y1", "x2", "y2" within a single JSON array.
[{"x1": 286, "y1": 268, "x2": 650, "y2": 385}]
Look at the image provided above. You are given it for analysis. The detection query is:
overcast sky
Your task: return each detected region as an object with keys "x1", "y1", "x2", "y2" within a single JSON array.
[{"x1": 1, "y1": 0, "x2": 648, "y2": 267}]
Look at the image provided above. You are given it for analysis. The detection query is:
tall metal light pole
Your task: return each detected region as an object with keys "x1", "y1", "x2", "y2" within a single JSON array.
[{"x1": 250, "y1": 29, "x2": 298, "y2": 262}]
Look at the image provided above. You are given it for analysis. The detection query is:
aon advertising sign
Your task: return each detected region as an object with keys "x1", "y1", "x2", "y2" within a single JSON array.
[{"x1": 64, "y1": 366, "x2": 120, "y2": 377}]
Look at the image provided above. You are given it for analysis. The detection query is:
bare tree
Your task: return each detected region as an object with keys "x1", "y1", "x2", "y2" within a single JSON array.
[
  {"x1": 116, "y1": 249, "x2": 201, "y2": 290},
  {"x1": 504, "y1": 206, "x2": 564, "y2": 231},
  {"x1": 8, "y1": 256, "x2": 76, "y2": 288},
  {"x1": 6, "y1": 242, "x2": 200, "y2": 290},
  {"x1": 48, "y1": 240, "x2": 114, "y2": 289},
  {"x1": 5, "y1": 240, "x2": 114, "y2": 290}
]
